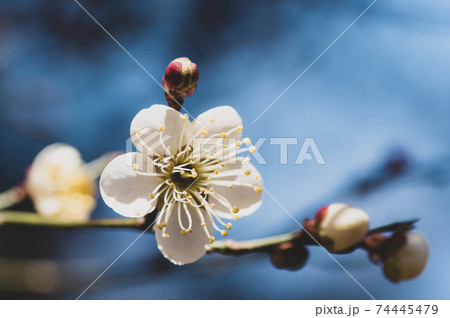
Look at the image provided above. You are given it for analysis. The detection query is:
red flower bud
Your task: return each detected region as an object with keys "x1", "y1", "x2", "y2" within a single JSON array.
[
  {"x1": 163, "y1": 57, "x2": 199, "y2": 99},
  {"x1": 270, "y1": 242, "x2": 309, "y2": 271}
]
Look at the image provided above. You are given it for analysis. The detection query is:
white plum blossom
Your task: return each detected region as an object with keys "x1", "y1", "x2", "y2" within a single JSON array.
[
  {"x1": 100, "y1": 105, "x2": 263, "y2": 265},
  {"x1": 26, "y1": 144, "x2": 96, "y2": 222},
  {"x1": 316, "y1": 203, "x2": 369, "y2": 251}
]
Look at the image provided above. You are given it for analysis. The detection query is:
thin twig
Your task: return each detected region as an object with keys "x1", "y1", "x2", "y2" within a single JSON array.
[
  {"x1": 210, "y1": 219, "x2": 418, "y2": 256},
  {"x1": 0, "y1": 186, "x2": 26, "y2": 210},
  {"x1": 0, "y1": 211, "x2": 146, "y2": 229}
]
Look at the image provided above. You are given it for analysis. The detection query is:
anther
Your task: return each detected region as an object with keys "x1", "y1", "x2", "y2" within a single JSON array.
[
  {"x1": 254, "y1": 186, "x2": 262, "y2": 193},
  {"x1": 244, "y1": 170, "x2": 251, "y2": 176},
  {"x1": 249, "y1": 146, "x2": 256, "y2": 153},
  {"x1": 180, "y1": 229, "x2": 187, "y2": 236},
  {"x1": 236, "y1": 126, "x2": 243, "y2": 132},
  {"x1": 221, "y1": 230, "x2": 228, "y2": 237},
  {"x1": 159, "y1": 124, "x2": 166, "y2": 132},
  {"x1": 220, "y1": 132, "x2": 227, "y2": 138},
  {"x1": 228, "y1": 185, "x2": 233, "y2": 189},
  {"x1": 209, "y1": 237, "x2": 215, "y2": 244},
  {"x1": 232, "y1": 206, "x2": 240, "y2": 213},
  {"x1": 243, "y1": 138, "x2": 251, "y2": 145},
  {"x1": 226, "y1": 223, "x2": 232, "y2": 230}
]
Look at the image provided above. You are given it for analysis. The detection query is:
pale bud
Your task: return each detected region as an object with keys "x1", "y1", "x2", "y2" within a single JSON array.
[
  {"x1": 383, "y1": 232, "x2": 428, "y2": 282},
  {"x1": 315, "y1": 203, "x2": 369, "y2": 252}
]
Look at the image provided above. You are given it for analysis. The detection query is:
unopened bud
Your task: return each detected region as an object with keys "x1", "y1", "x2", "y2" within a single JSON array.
[
  {"x1": 163, "y1": 57, "x2": 199, "y2": 98},
  {"x1": 383, "y1": 232, "x2": 428, "y2": 282},
  {"x1": 270, "y1": 242, "x2": 309, "y2": 271},
  {"x1": 315, "y1": 203, "x2": 369, "y2": 252}
]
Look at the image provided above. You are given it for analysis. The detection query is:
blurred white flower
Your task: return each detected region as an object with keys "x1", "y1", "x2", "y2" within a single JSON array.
[
  {"x1": 25, "y1": 144, "x2": 96, "y2": 222},
  {"x1": 383, "y1": 232, "x2": 428, "y2": 282},
  {"x1": 100, "y1": 105, "x2": 263, "y2": 265},
  {"x1": 316, "y1": 203, "x2": 369, "y2": 251}
]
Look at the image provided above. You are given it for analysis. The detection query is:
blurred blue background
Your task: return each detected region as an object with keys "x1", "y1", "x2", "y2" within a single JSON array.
[{"x1": 0, "y1": 0, "x2": 449, "y2": 299}]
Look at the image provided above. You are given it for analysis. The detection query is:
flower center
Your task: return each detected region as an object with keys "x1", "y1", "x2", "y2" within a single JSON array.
[{"x1": 170, "y1": 163, "x2": 197, "y2": 191}]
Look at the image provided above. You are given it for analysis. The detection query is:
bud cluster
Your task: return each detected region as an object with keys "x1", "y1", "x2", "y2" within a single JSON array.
[{"x1": 270, "y1": 202, "x2": 429, "y2": 282}]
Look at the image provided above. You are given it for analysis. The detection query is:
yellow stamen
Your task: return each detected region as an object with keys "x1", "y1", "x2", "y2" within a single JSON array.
[{"x1": 254, "y1": 186, "x2": 262, "y2": 193}]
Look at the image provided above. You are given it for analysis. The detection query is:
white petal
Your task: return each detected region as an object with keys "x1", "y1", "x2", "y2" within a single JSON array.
[
  {"x1": 192, "y1": 106, "x2": 243, "y2": 152},
  {"x1": 32, "y1": 143, "x2": 83, "y2": 170},
  {"x1": 155, "y1": 203, "x2": 212, "y2": 265},
  {"x1": 208, "y1": 158, "x2": 263, "y2": 219},
  {"x1": 99, "y1": 153, "x2": 162, "y2": 218},
  {"x1": 35, "y1": 197, "x2": 61, "y2": 217},
  {"x1": 130, "y1": 104, "x2": 191, "y2": 156}
]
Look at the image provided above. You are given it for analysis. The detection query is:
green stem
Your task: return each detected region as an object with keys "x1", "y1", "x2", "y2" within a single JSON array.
[
  {"x1": 0, "y1": 211, "x2": 146, "y2": 229},
  {"x1": 210, "y1": 232, "x2": 302, "y2": 255}
]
